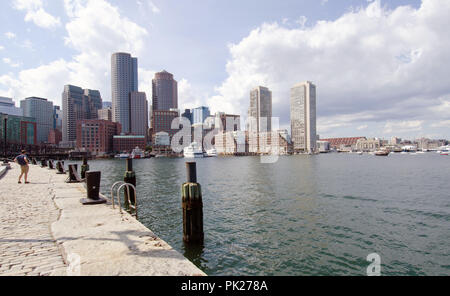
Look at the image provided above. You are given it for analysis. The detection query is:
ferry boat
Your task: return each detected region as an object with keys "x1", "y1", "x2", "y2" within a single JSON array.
[
  {"x1": 204, "y1": 148, "x2": 218, "y2": 157},
  {"x1": 115, "y1": 153, "x2": 130, "y2": 159},
  {"x1": 183, "y1": 142, "x2": 204, "y2": 158},
  {"x1": 131, "y1": 147, "x2": 145, "y2": 159},
  {"x1": 375, "y1": 150, "x2": 390, "y2": 156}
]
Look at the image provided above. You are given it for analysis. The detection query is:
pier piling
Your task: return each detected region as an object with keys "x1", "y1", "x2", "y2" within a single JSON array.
[
  {"x1": 81, "y1": 157, "x2": 89, "y2": 179},
  {"x1": 182, "y1": 162, "x2": 204, "y2": 245},
  {"x1": 123, "y1": 158, "x2": 136, "y2": 212}
]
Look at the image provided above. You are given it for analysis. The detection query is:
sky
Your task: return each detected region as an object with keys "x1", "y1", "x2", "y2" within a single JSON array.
[{"x1": 1, "y1": 0, "x2": 449, "y2": 140}]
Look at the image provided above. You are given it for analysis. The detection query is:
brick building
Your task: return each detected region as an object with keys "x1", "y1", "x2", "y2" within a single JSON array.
[
  {"x1": 113, "y1": 135, "x2": 146, "y2": 153},
  {"x1": 76, "y1": 119, "x2": 121, "y2": 155}
]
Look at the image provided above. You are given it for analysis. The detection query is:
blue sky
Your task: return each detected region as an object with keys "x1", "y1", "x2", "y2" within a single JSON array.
[{"x1": 1, "y1": 0, "x2": 449, "y2": 140}]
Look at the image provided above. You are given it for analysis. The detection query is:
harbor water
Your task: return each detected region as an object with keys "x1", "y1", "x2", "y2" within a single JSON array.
[{"x1": 71, "y1": 153, "x2": 450, "y2": 275}]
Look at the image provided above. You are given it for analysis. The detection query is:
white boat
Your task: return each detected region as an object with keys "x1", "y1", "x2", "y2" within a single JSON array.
[
  {"x1": 131, "y1": 147, "x2": 145, "y2": 159},
  {"x1": 204, "y1": 148, "x2": 218, "y2": 157},
  {"x1": 183, "y1": 142, "x2": 204, "y2": 158},
  {"x1": 115, "y1": 153, "x2": 130, "y2": 159}
]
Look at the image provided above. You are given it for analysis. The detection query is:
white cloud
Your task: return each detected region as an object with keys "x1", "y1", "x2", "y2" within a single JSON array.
[
  {"x1": 5, "y1": 32, "x2": 16, "y2": 39},
  {"x1": 0, "y1": 45, "x2": 4, "y2": 51},
  {"x1": 137, "y1": 0, "x2": 160, "y2": 14},
  {"x1": 210, "y1": 0, "x2": 450, "y2": 137},
  {"x1": 0, "y1": 0, "x2": 149, "y2": 105},
  {"x1": 384, "y1": 120, "x2": 424, "y2": 134},
  {"x1": 2, "y1": 57, "x2": 21, "y2": 68},
  {"x1": 12, "y1": 0, "x2": 61, "y2": 29}
]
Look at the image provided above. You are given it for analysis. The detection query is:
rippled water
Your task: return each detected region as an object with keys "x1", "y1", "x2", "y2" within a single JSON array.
[{"x1": 69, "y1": 153, "x2": 450, "y2": 275}]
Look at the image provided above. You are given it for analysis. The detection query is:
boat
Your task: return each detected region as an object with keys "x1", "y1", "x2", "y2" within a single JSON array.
[
  {"x1": 183, "y1": 142, "x2": 204, "y2": 158},
  {"x1": 131, "y1": 147, "x2": 145, "y2": 159},
  {"x1": 115, "y1": 153, "x2": 130, "y2": 159},
  {"x1": 374, "y1": 150, "x2": 390, "y2": 156},
  {"x1": 204, "y1": 148, "x2": 218, "y2": 157}
]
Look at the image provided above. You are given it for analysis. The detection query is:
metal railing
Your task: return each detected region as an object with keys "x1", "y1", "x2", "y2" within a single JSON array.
[{"x1": 110, "y1": 181, "x2": 138, "y2": 219}]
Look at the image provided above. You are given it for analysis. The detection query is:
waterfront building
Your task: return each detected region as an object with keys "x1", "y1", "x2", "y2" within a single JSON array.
[
  {"x1": 113, "y1": 135, "x2": 146, "y2": 153},
  {"x1": 20, "y1": 97, "x2": 53, "y2": 144},
  {"x1": 356, "y1": 138, "x2": 382, "y2": 152},
  {"x1": 62, "y1": 85, "x2": 103, "y2": 146},
  {"x1": 0, "y1": 113, "x2": 37, "y2": 145},
  {"x1": 152, "y1": 109, "x2": 180, "y2": 142},
  {"x1": 214, "y1": 131, "x2": 248, "y2": 155},
  {"x1": 258, "y1": 130, "x2": 292, "y2": 155},
  {"x1": 152, "y1": 70, "x2": 178, "y2": 111},
  {"x1": 0, "y1": 97, "x2": 23, "y2": 116},
  {"x1": 48, "y1": 129, "x2": 62, "y2": 146},
  {"x1": 76, "y1": 119, "x2": 121, "y2": 155},
  {"x1": 319, "y1": 137, "x2": 365, "y2": 151},
  {"x1": 98, "y1": 108, "x2": 112, "y2": 121},
  {"x1": 192, "y1": 106, "x2": 210, "y2": 125},
  {"x1": 290, "y1": 81, "x2": 317, "y2": 153},
  {"x1": 111, "y1": 52, "x2": 138, "y2": 133},
  {"x1": 129, "y1": 91, "x2": 149, "y2": 138},
  {"x1": 317, "y1": 141, "x2": 330, "y2": 153}
]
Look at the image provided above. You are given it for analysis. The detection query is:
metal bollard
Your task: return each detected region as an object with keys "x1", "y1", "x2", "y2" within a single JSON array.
[
  {"x1": 56, "y1": 161, "x2": 66, "y2": 174},
  {"x1": 41, "y1": 159, "x2": 48, "y2": 167},
  {"x1": 48, "y1": 160, "x2": 55, "y2": 170},
  {"x1": 80, "y1": 171, "x2": 106, "y2": 205},
  {"x1": 31, "y1": 158, "x2": 37, "y2": 165},
  {"x1": 182, "y1": 162, "x2": 204, "y2": 245},
  {"x1": 123, "y1": 158, "x2": 136, "y2": 211},
  {"x1": 81, "y1": 157, "x2": 89, "y2": 179}
]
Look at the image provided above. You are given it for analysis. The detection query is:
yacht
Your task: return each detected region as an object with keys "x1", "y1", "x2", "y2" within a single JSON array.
[
  {"x1": 375, "y1": 150, "x2": 390, "y2": 156},
  {"x1": 183, "y1": 142, "x2": 204, "y2": 158},
  {"x1": 115, "y1": 153, "x2": 130, "y2": 159},
  {"x1": 131, "y1": 147, "x2": 145, "y2": 159},
  {"x1": 205, "y1": 148, "x2": 218, "y2": 157}
]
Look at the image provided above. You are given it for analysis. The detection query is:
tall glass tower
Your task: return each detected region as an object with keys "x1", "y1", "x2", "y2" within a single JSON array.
[
  {"x1": 290, "y1": 81, "x2": 317, "y2": 153},
  {"x1": 111, "y1": 52, "x2": 138, "y2": 133}
]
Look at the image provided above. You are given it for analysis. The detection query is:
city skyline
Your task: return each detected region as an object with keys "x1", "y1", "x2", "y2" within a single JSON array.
[{"x1": 1, "y1": 0, "x2": 449, "y2": 140}]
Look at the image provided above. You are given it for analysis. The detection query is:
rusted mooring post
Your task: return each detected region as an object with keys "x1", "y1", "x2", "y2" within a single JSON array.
[
  {"x1": 81, "y1": 157, "x2": 89, "y2": 179},
  {"x1": 123, "y1": 157, "x2": 136, "y2": 211},
  {"x1": 80, "y1": 171, "x2": 106, "y2": 205},
  {"x1": 40, "y1": 158, "x2": 47, "y2": 168},
  {"x1": 182, "y1": 162, "x2": 204, "y2": 245}
]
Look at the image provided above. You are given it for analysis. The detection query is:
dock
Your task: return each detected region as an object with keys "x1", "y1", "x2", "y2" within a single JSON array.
[{"x1": 0, "y1": 163, "x2": 206, "y2": 276}]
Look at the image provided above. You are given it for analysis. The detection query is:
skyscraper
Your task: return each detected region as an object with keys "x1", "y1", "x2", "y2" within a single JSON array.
[
  {"x1": 152, "y1": 70, "x2": 178, "y2": 111},
  {"x1": 0, "y1": 97, "x2": 23, "y2": 116},
  {"x1": 62, "y1": 85, "x2": 103, "y2": 144},
  {"x1": 20, "y1": 97, "x2": 53, "y2": 143},
  {"x1": 192, "y1": 106, "x2": 210, "y2": 125},
  {"x1": 290, "y1": 81, "x2": 317, "y2": 153},
  {"x1": 129, "y1": 91, "x2": 148, "y2": 138},
  {"x1": 111, "y1": 52, "x2": 138, "y2": 133},
  {"x1": 247, "y1": 86, "x2": 272, "y2": 134}
]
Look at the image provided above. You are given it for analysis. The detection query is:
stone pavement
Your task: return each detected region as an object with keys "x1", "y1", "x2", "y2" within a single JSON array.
[
  {"x1": 0, "y1": 163, "x2": 67, "y2": 276},
  {"x1": 0, "y1": 162, "x2": 205, "y2": 276}
]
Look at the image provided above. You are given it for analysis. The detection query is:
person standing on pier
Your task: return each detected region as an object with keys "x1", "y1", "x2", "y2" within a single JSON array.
[{"x1": 14, "y1": 150, "x2": 30, "y2": 184}]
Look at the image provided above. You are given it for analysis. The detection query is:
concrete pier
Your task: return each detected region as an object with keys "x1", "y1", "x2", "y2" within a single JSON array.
[{"x1": 0, "y1": 163, "x2": 206, "y2": 276}]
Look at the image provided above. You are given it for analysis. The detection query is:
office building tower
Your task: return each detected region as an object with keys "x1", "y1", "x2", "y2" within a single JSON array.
[
  {"x1": 98, "y1": 108, "x2": 112, "y2": 121},
  {"x1": 0, "y1": 97, "x2": 23, "y2": 116},
  {"x1": 129, "y1": 91, "x2": 148, "y2": 137},
  {"x1": 62, "y1": 85, "x2": 103, "y2": 143},
  {"x1": 181, "y1": 109, "x2": 192, "y2": 124},
  {"x1": 192, "y1": 106, "x2": 210, "y2": 125},
  {"x1": 0, "y1": 113, "x2": 37, "y2": 145},
  {"x1": 152, "y1": 70, "x2": 178, "y2": 111},
  {"x1": 248, "y1": 86, "x2": 272, "y2": 134},
  {"x1": 20, "y1": 97, "x2": 53, "y2": 143},
  {"x1": 290, "y1": 81, "x2": 317, "y2": 153},
  {"x1": 53, "y1": 106, "x2": 62, "y2": 130},
  {"x1": 111, "y1": 52, "x2": 138, "y2": 133}
]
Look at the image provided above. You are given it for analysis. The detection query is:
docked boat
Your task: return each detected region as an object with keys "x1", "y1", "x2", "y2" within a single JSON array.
[
  {"x1": 375, "y1": 150, "x2": 390, "y2": 156},
  {"x1": 183, "y1": 142, "x2": 204, "y2": 158},
  {"x1": 115, "y1": 153, "x2": 130, "y2": 159},
  {"x1": 204, "y1": 148, "x2": 218, "y2": 157},
  {"x1": 131, "y1": 147, "x2": 145, "y2": 159}
]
